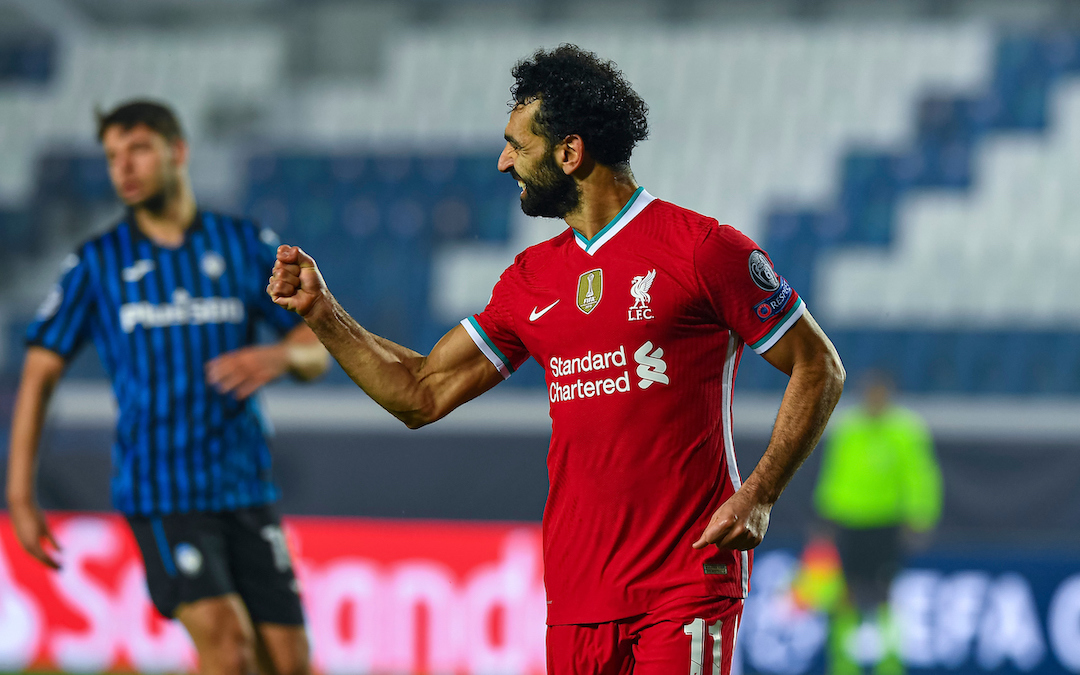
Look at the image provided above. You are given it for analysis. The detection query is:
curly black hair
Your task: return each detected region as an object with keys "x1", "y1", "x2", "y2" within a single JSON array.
[{"x1": 510, "y1": 44, "x2": 649, "y2": 169}]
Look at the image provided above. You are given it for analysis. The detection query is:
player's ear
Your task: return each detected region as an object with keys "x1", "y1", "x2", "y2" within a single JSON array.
[
  {"x1": 557, "y1": 135, "x2": 586, "y2": 175},
  {"x1": 170, "y1": 138, "x2": 190, "y2": 167}
]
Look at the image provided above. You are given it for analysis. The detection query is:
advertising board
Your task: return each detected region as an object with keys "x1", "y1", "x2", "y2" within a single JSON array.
[{"x1": 2, "y1": 514, "x2": 1079, "y2": 674}]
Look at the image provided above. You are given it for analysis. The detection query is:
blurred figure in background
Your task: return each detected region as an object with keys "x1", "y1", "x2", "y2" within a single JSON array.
[
  {"x1": 811, "y1": 370, "x2": 942, "y2": 675},
  {"x1": 6, "y1": 100, "x2": 328, "y2": 675}
]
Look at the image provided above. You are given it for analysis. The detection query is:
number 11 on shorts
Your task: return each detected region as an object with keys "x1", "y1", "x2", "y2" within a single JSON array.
[{"x1": 683, "y1": 618, "x2": 723, "y2": 675}]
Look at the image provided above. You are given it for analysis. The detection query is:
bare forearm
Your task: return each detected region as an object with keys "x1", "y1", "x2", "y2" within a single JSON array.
[
  {"x1": 304, "y1": 294, "x2": 432, "y2": 423},
  {"x1": 744, "y1": 355, "x2": 845, "y2": 505},
  {"x1": 269, "y1": 244, "x2": 499, "y2": 427},
  {"x1": 369, "y1": 333, "x2": 424, "y2": 363},
  {"x1": 7, "y1": 370, "x2": 60, "y2": 506},
  {"x1": 284, "y1": 341, "x2": 329, "y2": 381}
]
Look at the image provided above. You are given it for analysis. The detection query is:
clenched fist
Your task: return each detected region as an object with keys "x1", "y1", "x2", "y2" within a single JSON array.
[{"x1": 267, "y1": 245, "x2": 329, "y2": 318}]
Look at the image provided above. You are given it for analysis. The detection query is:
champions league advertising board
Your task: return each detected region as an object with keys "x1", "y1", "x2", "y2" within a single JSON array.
[
  {"x1": 1, "y1": 513, "x2": 1079, "y2": 675},
  {"x1": 741, "y1": 548, "x2": 1080, "y2": 675}
]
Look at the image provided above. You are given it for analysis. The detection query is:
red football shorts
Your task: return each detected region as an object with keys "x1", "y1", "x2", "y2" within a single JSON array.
[{"x1": 546, "y1": 596, "x2": 744, "y2": 675}]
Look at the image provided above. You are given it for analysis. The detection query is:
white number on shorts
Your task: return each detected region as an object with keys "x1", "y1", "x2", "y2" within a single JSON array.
[
  {"x1": 260, "y1": 525, "x2": 293, "y2": 572},
  {"x1": 683, "y1": 618, "x2": 724, "y2": 675}
]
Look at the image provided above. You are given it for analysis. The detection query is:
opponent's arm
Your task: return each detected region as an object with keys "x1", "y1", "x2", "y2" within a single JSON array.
[
  {"x1": 693, "y1": 310, "x2": 844, "y2": 550},
  {"x1": 205, "y1": 323, "x2": 330, "y2": 400},
  {"x1": 6, "y1": 346, "x2": 66, "y2": 569},
  {"x1": 268, "y1": 245, "x2": 503, "y2": 428}
]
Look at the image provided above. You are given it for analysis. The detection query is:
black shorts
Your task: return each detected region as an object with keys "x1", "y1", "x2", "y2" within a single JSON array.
[
  {"x1": 835, "y1": 525, "x2": 902, "y2": 609},
  {"x1": 127, "y1": 505, "x2": 305, "y2": 625}
]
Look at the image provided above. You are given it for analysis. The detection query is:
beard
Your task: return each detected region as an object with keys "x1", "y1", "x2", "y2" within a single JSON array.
[
  {"x1": 124, "y1": 168, "x2": 178, "y2": 216},
  {"x1": 517, "y1": 150, "x2": 581, "y2": 219},
  {"x1": 129, "y1": 189, "x2": 169, "y2": 215}
]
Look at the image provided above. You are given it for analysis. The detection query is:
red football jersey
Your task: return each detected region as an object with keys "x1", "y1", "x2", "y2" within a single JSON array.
[{"x1": 461, "y1": 188, "x2": 805, "y2": 625}]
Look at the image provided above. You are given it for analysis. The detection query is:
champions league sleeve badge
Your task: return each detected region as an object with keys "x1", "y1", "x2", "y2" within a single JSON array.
[{"x1": 748, "y1": 250, "x2": 781, "y2": 292}]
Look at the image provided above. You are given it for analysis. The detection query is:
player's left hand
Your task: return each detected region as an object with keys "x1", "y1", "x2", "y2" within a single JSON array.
[
  {"x1": 205, "y1": 344, "x2": 289, "y2": 400},
  {"x1": 692, "y1": 484, "x2": 773, "y2": 551}
]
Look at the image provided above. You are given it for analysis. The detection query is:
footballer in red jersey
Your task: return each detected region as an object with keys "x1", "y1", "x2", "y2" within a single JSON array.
[
  {"x1": 465, "y1": 189, "x2": 807, "y2": 625},
  {"x1": 269, "y1": 45, "x2": 845, "y2": 675}
]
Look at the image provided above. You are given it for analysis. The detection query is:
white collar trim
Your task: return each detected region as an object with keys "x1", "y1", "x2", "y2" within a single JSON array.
[{"x1": 573, "y1": 188, "x2": 655, "y2": 256}]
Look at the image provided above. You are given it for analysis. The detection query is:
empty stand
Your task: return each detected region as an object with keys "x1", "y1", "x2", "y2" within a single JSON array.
[
  {"x1": 241, "y1": 152, "x2": 550, "y2": 384},
  {"x1": 768, "y1": 33, "x2": 1080, "y2": 393},
  {"x1": 5, "y1": 21, "x2": 1078, "y2": 393},
  {"x1": 295, "y1": 25, "x2": 990, "y2": 243}
]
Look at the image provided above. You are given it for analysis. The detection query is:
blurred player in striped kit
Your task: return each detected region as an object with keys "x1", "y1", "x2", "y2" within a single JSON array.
[{"x1": 6, "y1": 101, "x2": 328, "y2": 675}]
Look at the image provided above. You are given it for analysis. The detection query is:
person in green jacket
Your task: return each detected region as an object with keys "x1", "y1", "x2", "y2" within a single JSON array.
[{"x1": 813, "y1": 371, "x2": 942, "y2": 675}]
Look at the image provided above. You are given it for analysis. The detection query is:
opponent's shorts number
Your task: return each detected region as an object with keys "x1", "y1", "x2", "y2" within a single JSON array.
[
  {"x1": 683, "y1": 618, "x2": 724, "y2": 675},
  {"x1": 260, "y1": 525, "x2": 293, "y2": 572}
]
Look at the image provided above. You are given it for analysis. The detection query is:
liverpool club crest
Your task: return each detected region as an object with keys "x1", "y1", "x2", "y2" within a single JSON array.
[
  {"x1": 577, "y1": 268, "x2": 603, "y2": 314},
  {"x1": 628, "y1": 269, "x2": 656, "y2": 321}
]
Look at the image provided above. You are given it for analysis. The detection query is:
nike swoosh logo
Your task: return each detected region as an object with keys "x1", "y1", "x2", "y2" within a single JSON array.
[{"x1": 529, "y1": 300, "x2": 560, "y2": 321}]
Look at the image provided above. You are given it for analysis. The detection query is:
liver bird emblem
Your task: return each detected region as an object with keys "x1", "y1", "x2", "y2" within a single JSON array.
[{"x1": 630, "y1": 269, "x2": 656, "y2": 309}]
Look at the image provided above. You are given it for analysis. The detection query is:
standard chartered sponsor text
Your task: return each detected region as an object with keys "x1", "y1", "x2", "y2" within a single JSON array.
[
  {"x1": 549, "y1": 346, "x2": 631, "y2": 403},
  {"x1": 119, "y1": 290, "x2": 244, "y2": 333}
]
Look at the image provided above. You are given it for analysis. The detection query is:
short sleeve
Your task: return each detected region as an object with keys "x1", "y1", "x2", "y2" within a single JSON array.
[
  {"x1": 245, "y1": 225, "x2": 304, "y2": 335},
  {"x1": 694, "y1": 223, "x2": 806, "y2": 354},
  {"x1": 459, "y1": 263, "x2": 530, "y2": 379},
  {"x1": 26, "y1": 250, "x2": 96, "y2": 359}
]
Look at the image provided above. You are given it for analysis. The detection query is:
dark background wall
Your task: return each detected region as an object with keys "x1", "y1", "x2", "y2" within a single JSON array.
[{"x1": 9, "y1": 425, "x2": 1080, "y2": 548}]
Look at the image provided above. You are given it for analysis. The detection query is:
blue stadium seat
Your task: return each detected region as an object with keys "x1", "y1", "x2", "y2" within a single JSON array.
[
  {"x1": 1043, "y1": 34, "x2": 1080, "y2": 72},
  {"x1": 475, "y1": 195, "x2": 512, "y2": 242},
  {"x1": 373, "y1": 156, "x2": 414, "y2": 186},
  {"x1": 0, "y1": 35, "x2": 56, "y2": 84},
  {"x1": 73, "y1": 157, "x2": 113, "y2": 201},
  {"x1": 36, "y1": 155, "x2": 76, "y2": 199},
  {"x1": 279, "y1": 156, "x2": 331, "y2": 189},
  {"x1": 736, "y1": 350, "x2": 787, "y2": 392},
  {"x1": 1033, "y1": 333, "x2": 1080, "y2": 394},
  {"x1": 330, "y1": 156, "x2": 369, "y2": 185},
  {"x1": 247, "y1": 196, "x2": 291, "y2": 236},
  {"x1": 430, "y1": 193, "x2": 475, "y2": 240},
  {"x1": 507, "y1": 358, "x2": 547, "y2": 389},
  {"x1": 337, "y1": 194, "x2": 382, "y2": 240},
  {"x1": 247, "y1": 155, "x2": 280, "y2": 188},
  {"x1": 952, "y1": 332, "x2": 1009, "y2": 394},
  {"x1": 905, "y1": 332, "x2": 960, "y2": 393},
  {"x1": 418, "y1": 155, "x2": 459, "y2": 187},
  {"x1": 459, "y1": 156, "x2": 501, "y2": 189},
  {"x1": 997, "y1": 332, "x2": 1037, "y2": 394},
  {"x1": 385, "y1": 197, "x2": 429, "y2": 242},
  {"x1": 1, "y1": 209, "x2": 35, "y2": 255},
  {"x1": 292, "y1": 191, "x2": 337, "y2": 239}
]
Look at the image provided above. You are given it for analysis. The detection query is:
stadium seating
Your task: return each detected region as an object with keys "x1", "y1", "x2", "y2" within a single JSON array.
[
  {"x1": 241, "y1": 152, "x2": 551, "y2": 386},
  {"x1": 5, "y1": 24, "x2": 1079, "y2": 393},
  {"x1": 753, "y1": 33, "x2": 1080, "y2": 393},
  {"x1": 0, "y1": 28, "x2": 285, "y2": 201},
  {"x1": 295, "y1": 25, "x2": 991, "y2": 242},
  {"x1": 0, "y1": 34, "x2": 55, "y2": 84}
]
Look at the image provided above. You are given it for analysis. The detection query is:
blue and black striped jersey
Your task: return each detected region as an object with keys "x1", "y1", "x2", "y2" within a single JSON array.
[{"x1": 26, "y1": 211, "x2": 303, "y2": 517}]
